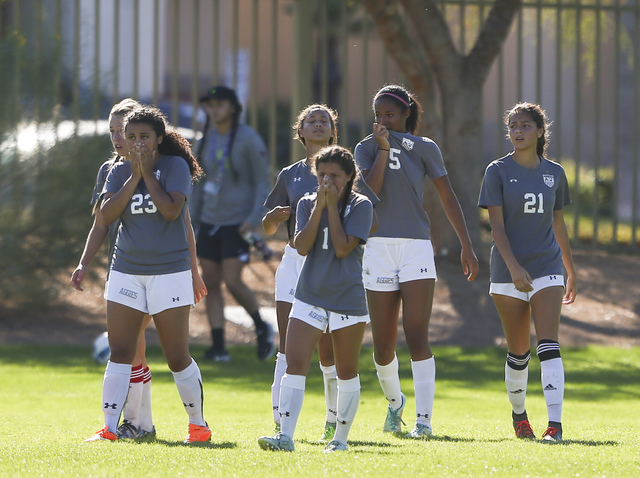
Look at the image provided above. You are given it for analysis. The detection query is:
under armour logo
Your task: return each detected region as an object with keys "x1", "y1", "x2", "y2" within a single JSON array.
[
  {"x1": 183, "y1": 402, "x2": 195, "y2": 408},
  {"x1": 338, "y1": 419, "x2": 347, "y2": 425},
  {"x1": 510, "y1": 178, "x2": 518, "y2": 183},
  {"x1": 104, "y1": 403, "x2": 117, "y2": 410},
  {"x1": 417, "y1": 413, "x2": 430, "y2": 419},
  {"x1": 172, "y1": 297, "x2": 180, "y2": 302},
  {"x1": 293, "y1": 177, "x2": 301, "y2": 182},
  {"x1": 549, "y1": 275, "x2": 557, "y2": 280},
  {"x1": 341, "y1": 315, "x2": 349, "y2": 321},
  {"x1": 420, "y1": 268, "x2": 429, "y2": 273},
  {"x1": 279, "y1": 411, "x2": 291, "y2": 417},
  {"x1": 510, "y1": 389, "x2": 525, "y2": 394},
  {"x1": 273, "y1": 406, "x2": 279, "y2": 411}
]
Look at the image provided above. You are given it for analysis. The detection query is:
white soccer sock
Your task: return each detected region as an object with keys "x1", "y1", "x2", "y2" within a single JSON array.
[
  {"x1": 540, "y1": 357, "x2": 564, "y2": 423},
  {"x1": 374, "y1": 353, "x2": 403, "y2": 410},
  {"x1": 271, "y1": 353, "x2": 287, "y2": 425},
  {"x1": 122, "y1": 364, "x2": 144, "y2": 426},
  {"x1": 279, "y1": 374, "x2": 306, "y2": 439},
  {"x1": 319, "y1": 362, "x2": 338, "y2": 424},
  {"x1": 172, "y1": 359, "x2": 206, "y2": 426},
  {"x1": 139, "y1": 367, "x2": 154, "y2": 432},
  {"x1": 505, "y1": 364, "x2": 529, "y2": 415},
  {"x1": 411, "y1": 357, "x2": 435, "y2": 427},
  {"x1": 102, "y1": 361, "x2": 132, "y2": 432},
  {"x1": 332, "y1": 376, "x2": 361, "y2": 445}
]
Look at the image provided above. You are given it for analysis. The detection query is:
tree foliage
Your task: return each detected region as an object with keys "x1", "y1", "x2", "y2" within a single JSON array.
[{"x1": 0, "y1": 133, "x2": 112, "y2": 308}]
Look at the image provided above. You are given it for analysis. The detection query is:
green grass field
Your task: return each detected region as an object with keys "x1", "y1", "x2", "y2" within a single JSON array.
[{"x1": 1, "y1": 345, "x2": 638, "y2": 477}]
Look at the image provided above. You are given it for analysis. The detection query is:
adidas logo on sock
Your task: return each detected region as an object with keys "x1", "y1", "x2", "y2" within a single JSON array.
[{"x1": 544, "y1": 383, "x2": 557, "y2": 391}]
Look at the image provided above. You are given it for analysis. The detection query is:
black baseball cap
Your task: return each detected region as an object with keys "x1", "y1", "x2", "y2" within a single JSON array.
[{"x1": 199, "y1": 85, "x2": 239, "y2": 103}]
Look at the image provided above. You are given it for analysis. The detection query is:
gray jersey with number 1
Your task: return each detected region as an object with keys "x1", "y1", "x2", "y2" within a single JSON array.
[
  {"x1": 294, "y1": 192, "x2": 373, "y2": 315},
  {"x1": 478, "y1": 153, "x2": 571, "y2": 283}
]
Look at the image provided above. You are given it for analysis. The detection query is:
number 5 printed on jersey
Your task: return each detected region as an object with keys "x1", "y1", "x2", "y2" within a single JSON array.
[{"x1": 388, "y1": 148, "x2": 401, "y2": 170}]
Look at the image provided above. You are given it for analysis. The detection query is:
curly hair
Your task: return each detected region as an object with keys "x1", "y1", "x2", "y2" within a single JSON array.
[
  {"x1": 292, "y1": 104, "x2": 339, "y2": 146},
  {"x1": 124, "y1": 105, "x2": 203, "y2": 180}
]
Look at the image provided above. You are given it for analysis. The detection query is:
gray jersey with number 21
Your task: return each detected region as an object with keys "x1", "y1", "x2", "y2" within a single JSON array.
[{"x1": 478, "y1": 153, "x2": 571, "y2": 283}]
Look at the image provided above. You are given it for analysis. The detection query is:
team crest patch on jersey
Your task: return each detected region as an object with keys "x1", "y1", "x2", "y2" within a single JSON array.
[
  {"x1": 543, "y1": 174, "x2": 555, "y2": 188},
  {"x1": 402, "y1": 137, "x2": 414, "y2": 151}
]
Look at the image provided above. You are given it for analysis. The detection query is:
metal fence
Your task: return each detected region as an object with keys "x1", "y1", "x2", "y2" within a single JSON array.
[{"x1": 1, "y1": 0, "x2": 639, "y2": 250}]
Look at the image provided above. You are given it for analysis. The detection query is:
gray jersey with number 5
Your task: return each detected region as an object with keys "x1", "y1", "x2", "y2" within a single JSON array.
[
  {"x1": 355, "y1": 130, "x2": 447, "y2": 240},
  {"x1": 478, "y1": 153, "x2": 571, "y2": 283},
  {"x1": 103, "y1": 155, "x2": 193, "y2": 275}
]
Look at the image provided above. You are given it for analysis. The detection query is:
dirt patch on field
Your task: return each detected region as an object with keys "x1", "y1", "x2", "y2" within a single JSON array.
[{"x1": 1, "y1": 241, "x2": 638, "y2": 349}]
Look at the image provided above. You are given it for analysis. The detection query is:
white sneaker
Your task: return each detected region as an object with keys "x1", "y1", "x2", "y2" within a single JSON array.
[
  {"x1": 323, "y1": 440, "x2": 348, "y2": 453},
  {"x1": 258, "y1": 432, "x2": 295, "y2": 451}
]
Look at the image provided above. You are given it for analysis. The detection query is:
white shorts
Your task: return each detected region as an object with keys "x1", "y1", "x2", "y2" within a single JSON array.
[
  {"x1": 105, "y1": 270, "x2": 195, "y2": 316},
  {"x1": 274, "y1": 244, "x2": 305, "y2": 303},
  {"x1": 289, "y1": 298, "x2": 370, "y2": 333},
  {"x1": 363, "y1": 237, "x2": 437, "y2": 291},
  {"x1": 490, "y1": 274, "x2": 565, "y2": 302}
]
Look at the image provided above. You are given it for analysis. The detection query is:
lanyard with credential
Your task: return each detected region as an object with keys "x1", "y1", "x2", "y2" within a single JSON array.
[{"x1": 204, "y1": 130, "x2": 233, "y2": 196}]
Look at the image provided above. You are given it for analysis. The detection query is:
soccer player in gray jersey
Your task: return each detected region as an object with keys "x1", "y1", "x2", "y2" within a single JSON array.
[
  {"x1": 85, "y1": 106, "x2": 212, "y2": 444},
  {"x1": 258, "y1": 145, "x2": 373, "y2": 453},
  {"x1": 190, "y1": 86, "x2": 275, "y2": 362},
  {"x1": 262, "y1": 104, "x2": 341, "y2": 442},
  {"x1": 478, "y1": 102, "x2": 577, "y2": 443},
  {"x1": 355, "y1": 84, "x2": 479, "y2": 438},
  {"x1": 73, "y1": 99, "x2": 207, "y2": 441}
]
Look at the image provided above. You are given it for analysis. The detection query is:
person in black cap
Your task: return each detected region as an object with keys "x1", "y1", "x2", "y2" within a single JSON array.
[{"x1": 190, "y1": 85, "x2": 275, "y2": 362}]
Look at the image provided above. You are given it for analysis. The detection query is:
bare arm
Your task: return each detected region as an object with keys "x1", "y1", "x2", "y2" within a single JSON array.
[
  {"x1": 135, "y1": 146, "x2": 186, "y2": 221},
  {"x1": 186, "y1": 209, "x2": 207, "y2": 304},
  {"x1": 262, "y1": 206, "x2": 292, "y2": 235},
  {"x1": 553, "y1": 209, "x2": 577, "y2": 304},
  {"x1": 487, "y1": 205, "x2": 533, "y2": 292},
  {"x1": 100, "y1": 173, "x2": 141, "y2": 225},
  {"x1": 70, "y1": 213, "x2": 109, "y2": 291},
  {"x1": 326, "y1": 204, "x2": 361, "y2": 258},
  {"x1": 361, "y1": 123, "x2": 391, "y2": 195},
  {"x1": 432, "y1": 175, "x2": 479, "y2": 281}
]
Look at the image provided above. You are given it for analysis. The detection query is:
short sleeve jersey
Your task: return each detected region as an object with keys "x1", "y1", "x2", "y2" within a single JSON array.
[
  {"x1": 355, "y1": 130, "x2": 447, "y2": 239},
  {"x1": 103, "y1": 155, "x2": 193, "y2": 275},
  {"x1": 478, "y1": 153, "x2": 571, "y2": 283},
  {"x1": 91, "y1": 159, "x2": 119, "y2": 266},
  {"x1": 264, "y1": 159, "x2": 318, "y2": 238},
  {"x1": 294, "y1": 193, "x2": 373, "y2": 315}
]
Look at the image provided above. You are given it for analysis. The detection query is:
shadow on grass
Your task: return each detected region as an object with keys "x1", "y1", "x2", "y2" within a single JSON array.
[
  {"x1": 152, "y1": 439, "x2": 236, "y2": 449},
  {"x1": 1, "y1": 344, "x2": 638, "y2": 401}
]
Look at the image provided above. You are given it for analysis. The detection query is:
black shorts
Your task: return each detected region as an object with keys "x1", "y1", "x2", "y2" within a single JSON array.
[{"x1": 196, "y1": 223, "x2": 250, "y2": 263}]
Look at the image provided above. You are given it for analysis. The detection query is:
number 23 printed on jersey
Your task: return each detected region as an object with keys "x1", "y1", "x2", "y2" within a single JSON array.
[{"x1": 130, "y1": 193, "x2": 157, "y2": 214}]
